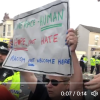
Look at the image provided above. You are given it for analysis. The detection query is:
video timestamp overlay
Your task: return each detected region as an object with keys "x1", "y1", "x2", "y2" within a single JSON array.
[
  {"x1": 61, "y1": 91, "x2": 99, "y2": 97},
  {"x1": 61, "y1": 91, "x2": 87, "y2": 96}
]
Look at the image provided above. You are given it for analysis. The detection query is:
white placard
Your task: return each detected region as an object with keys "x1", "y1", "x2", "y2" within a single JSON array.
[{"x1": 3, "y1": 0, "x2": 73, "y2": 76}]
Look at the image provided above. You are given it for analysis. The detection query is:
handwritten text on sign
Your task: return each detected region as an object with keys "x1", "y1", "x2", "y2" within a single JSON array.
[
  {"x1": 10, "y1": 55, "x2": 70, "y2": 65},
  {"x1": 3, "y1": 0, "x2": 73, "y2": 76},
  {"x1": 15, "y1": 9, "x2": 64, "y2": 31},
  {"x1": 14, "y1": 34, "x2": 58, "y2": 47}
]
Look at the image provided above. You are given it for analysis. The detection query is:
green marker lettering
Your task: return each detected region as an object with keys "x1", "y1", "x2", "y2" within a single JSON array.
[
  {"x1": 40, "y1": 16, "x2": 43, "y2": 26},
  {"x1": 43, "y1": 15, "x2": 46, "y2": 26},
  {"x1": 47, "y1": 13, "x2": 52, "y2": 23},
  {"x1": 24, "y1": 21, "x2": 28, "y2": 28},
  {"x1": 53, "y1": 12, "x2": 57, "y2": 22},
  {"x1": 58, "y1": 9, "x2": 64, "y2": 20},
  {"x1": 32, "y1": 20, "x2": 35, "y2": 26}
]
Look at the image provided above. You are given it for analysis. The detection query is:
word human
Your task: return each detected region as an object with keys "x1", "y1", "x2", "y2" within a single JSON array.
[
  {"x1": 40, "y1": 9, "x2": 64, "y2": 26},
  {"x1": 41, "y1": 34, "x2": 58, "y2": 44},
  {"x1": 10, "y1": 55, "x2": 25, "y2": 62}
]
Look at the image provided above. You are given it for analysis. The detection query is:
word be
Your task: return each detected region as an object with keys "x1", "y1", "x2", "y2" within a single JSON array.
[
  {"x1": 41, "y1": 34, "x2": 58, "y2": 45},
  {"x1": 58, "y1": 59, "x2": 70, "y2": 65},
  {"x1": 10, "y1": 55, "x2": 25, "y2": 62}
]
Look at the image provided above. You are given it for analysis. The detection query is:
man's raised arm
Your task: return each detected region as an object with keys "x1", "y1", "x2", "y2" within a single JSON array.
[
  {"x1": 66, "y1": 29, "x2": 83, "y2": 100},
  {"x1": 21, "y1": 72, "x2": 37, "y2": 93}
]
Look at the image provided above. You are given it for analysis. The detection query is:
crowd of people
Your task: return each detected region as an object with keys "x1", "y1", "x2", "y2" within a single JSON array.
[{"x1": 0, "y1": 29, "x2": 100, "y2": 100}]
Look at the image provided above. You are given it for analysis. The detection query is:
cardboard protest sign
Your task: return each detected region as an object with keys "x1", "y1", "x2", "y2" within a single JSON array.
[{"x1": 3, "y1": 0, "x2": 73, "y2": 76}]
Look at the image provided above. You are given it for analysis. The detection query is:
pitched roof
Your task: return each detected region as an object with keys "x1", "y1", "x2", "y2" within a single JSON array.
[{"x1": 81, "y1": 24, "x2": 100, "y2": 33}]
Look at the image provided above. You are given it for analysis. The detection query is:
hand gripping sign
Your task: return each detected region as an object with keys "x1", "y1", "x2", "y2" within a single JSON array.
[{"x1": 3, "y1": 0, "x2": 73, "y2": 76}]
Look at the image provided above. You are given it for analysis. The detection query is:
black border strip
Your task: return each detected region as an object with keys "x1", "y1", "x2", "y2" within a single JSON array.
[{"x1": 14, "y1": 2, "x2": 68, "y2": 21}]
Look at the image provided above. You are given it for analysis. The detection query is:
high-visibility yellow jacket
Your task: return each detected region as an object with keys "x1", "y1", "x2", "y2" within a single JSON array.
[
  {"x1": 2, "y1": 72, "x2": 20, "y2": 98},
  {"x1": 96, "y1": 59, "x2": 100, "y2": 65},
  {"x1": 90, "y1": 58, "x2": 96, "y2": 66},
  {"x1": 83, "y1": 57, "x2": 88, "y2": 64}
]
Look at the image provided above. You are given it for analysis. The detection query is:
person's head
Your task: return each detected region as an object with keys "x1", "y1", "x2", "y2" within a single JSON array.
[
  {"x1": 0, "y1": 42, "x2": 9, "y2": 66},
  {"x1": 98, "y1": 56, "x2": 100, "y2": 60},
  {"x1": 92, "y1": 55, "x2": 95, "y2": 58},
  {"x1": 44, "y1": 75, "x2": 70, "y2": 99}
]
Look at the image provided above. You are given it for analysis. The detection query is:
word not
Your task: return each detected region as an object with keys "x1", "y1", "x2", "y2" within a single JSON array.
[
  {"x1": 10, "y1": 55, "x2": 25, "y2": 62},
  {"x1": 28, "y1": 58, "x2": 35, "y2": 62},
  {"x1": 28, "y1": 58, "x2": 35, "y2": 66},
  {"x1": 15, "y1": 20, "x2": 35, "y2": 30},
  {"x1": 40, "y1": 9, "x2": 64, "y2": 26},
  {"x1": 28, "y1": 39, "x2": 36, "y2": 45},
  {"x1": 58, "y1": 59, "x2": 70, "y2": 65},
  {"x1": 37, "y1": 58, "x2": 55, "y2": 64},
  {"x1": 41, "y1": 34, "x2": 58, "y2": 45}
]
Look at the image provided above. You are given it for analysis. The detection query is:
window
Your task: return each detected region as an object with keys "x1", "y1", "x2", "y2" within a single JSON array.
[
  {"x1": 3, "y1": 25, "x2": 6, "y2": 36},
  {"x1": 7, "y1": 24, "x2": 11, "y2": 36},
  {"x1": 8, "y1": 25, "x2": 11, "y2": 31},
  {"x1": 95, "y1": 40, "x2": 98, "y2": 45}
]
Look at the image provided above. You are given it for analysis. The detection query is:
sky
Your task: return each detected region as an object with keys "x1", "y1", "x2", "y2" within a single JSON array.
[{"x1": 0, "y1": 0, "x2": 100, "y2": 29}]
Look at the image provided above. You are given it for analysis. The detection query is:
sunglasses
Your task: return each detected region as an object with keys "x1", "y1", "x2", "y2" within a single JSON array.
[{"x1": 44, "y1": 78, "x2": 67, "y2": 86}]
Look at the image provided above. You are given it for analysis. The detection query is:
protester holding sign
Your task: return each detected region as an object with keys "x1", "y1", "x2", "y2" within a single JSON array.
[
  {"x1": 3, "y1": 0, "x2": 74, "y2": 76},
  {"x1": 21, "y1": 29, "x2": 83, "y2": 100}
]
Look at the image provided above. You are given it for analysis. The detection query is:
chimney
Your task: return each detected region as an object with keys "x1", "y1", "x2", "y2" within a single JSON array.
[{"x1": 2, "y1": 13, "x2": 10, "y2": 22}]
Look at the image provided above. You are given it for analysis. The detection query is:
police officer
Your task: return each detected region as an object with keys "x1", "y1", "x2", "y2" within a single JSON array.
[
  {"x1": 83, "y1": 56, "x2": 88, "y2": 72},
  {"x1": 90, "y1": 55, "x2": 96, "y2": 74},
  {"x1": 96, "y1": 56, "x2": 100, "y2": 74},
  {"x1": 0, "y1": 42, "x2": 14, "y2": 83},
  {"x1": 80, "y1": 55, "x2": 85, "y2": 73},
  {"x1": 0, "y1": 42, "x2": 20, "y2": 99}
]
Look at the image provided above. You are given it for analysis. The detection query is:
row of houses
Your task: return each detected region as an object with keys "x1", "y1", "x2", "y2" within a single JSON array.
[
  {"x1": 0, "y1": 13, "x2": 100, "y2": 64},
  {"x1": 76, "y1": 24, "x2": 100, "y2": 64},
  {"x1": 0, "y1": 13, "x2": 13, "y2": 39}
]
